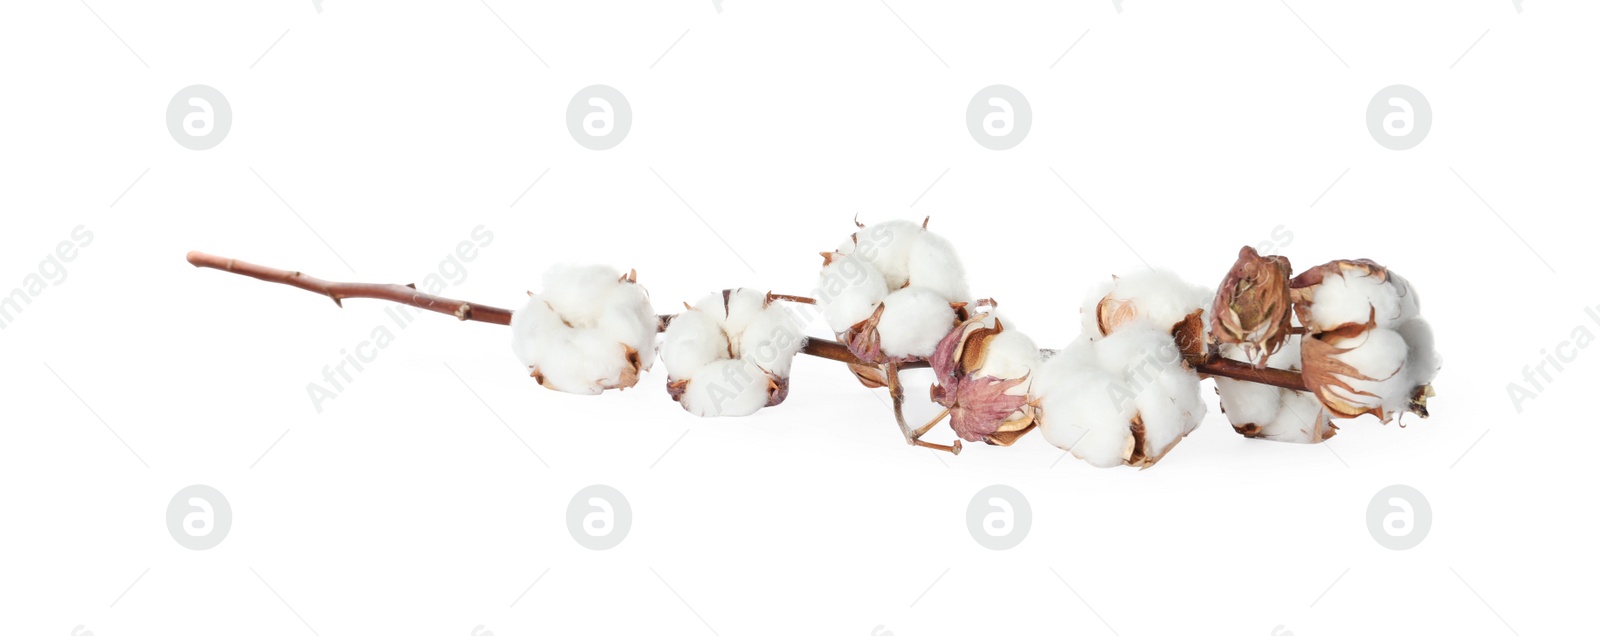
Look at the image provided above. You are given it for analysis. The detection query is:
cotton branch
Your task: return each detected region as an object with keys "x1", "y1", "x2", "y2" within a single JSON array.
[{"x1": 185, "y1": 251, "x2": 1303, "y2": 393}]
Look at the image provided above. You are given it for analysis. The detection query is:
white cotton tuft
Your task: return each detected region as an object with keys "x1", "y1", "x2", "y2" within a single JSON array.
[
  {"x1": 659, "y1": 309, "x2": 727, "y2": 380},
  {"x1": 510, "y1": 264, "x2": 658, "y2": 394},
  {"x1": 691, "y1": 288, "x2": 768, "y2": 355},
  {"x1": 975, "y1": 327, "x2": 1042, "y2": 383},
  {"x1": 906, "y1": 231, "x2": 970, "y2": 303},
  {"x1": 676, "y1": 359, "x2": 772, "y2": 417},
  {"x1": 1323, "y1": 327, "x2": 1411, "y2": 418},
  {"x1": 876, "y1": 286, "x2": 957, "y2": 359},
  {"x1": 1395, "y1": 316, "x2": 1440, "y2": 387},
  {"x1": 1035, "y1": 366, "x2": 1133, "y2": 468},
  {"x1": 739, "y1": 303, "x2": 807, "y2": 377},
  {"x1": 1079, "y1": 269, "x2": 1211, "y2": 338},
  {"x1": 539, "y1": 264, "x2": 628, "y2": 327},
  {"x1": 1306, "y1": 267, "x2": 1419, "y2": 331},
  {"x1": 1031, "y1": 325, "x2": 1204, "y2": 467},
  {"x1": 819, "y1": 254, "x2": 889, "y2": 334},
  {"x1": 845, "y1": 219, "x2": 923, "y2": 289}
]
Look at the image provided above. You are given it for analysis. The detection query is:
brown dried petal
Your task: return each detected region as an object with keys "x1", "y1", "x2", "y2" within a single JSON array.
[
  {"x1": 1096, "y1": 296, "x2": 1139, "y2": 336},
  {"x1": 1300, "y1": 332, "x2": 1386, "y2": 419},
  {"x1": 666, "y1": 377, "x2": 690, "y2": 402},
  {"x1": 1171, "y1": 309, "x2": 1208, "y2": 369},
  {"x1": 766, "y1": 373, "x2": 790, "y2": 408},
  {"x1": 599, "y1": 343, "x2": 643, "y2": 391},
  {"x1": 843, "y1": 304, "x2": 889, "y2": 364}
]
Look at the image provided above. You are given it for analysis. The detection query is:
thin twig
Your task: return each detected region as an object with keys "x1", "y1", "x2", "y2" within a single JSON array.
[{"x1": 186, "y1": 251, "x2": 513, "y2": 325}]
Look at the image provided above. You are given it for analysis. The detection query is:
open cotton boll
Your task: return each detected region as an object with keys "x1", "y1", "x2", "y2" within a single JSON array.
[
  {"x1": 1080, "y1": 269, "x2": 1212, "y2": 339},
  {"x1": 675, "y1": 359, "x2": 773, "y2": 417},
  {"x1": 662, "y1": 289, "x2": 806, "y2": 417},
  {"x1": 1032, "y1": 325, "x2": 1204, "y2": 468},
  {"x1": 819, "y1": 254, "x2": 889, "y2": 334},
  {"x1": 659, "y1": 310, "x2": 727, "y2": 380},
  {"x1": 876, "y1": 286, "x2": 959, "y2": 359},
  {"x1": 510, "y1": 265, "x2": 657, "y2": 394},
  {"x1": 739, "y1": 304, "x2": 806, "y2": 377},
  {"x1": 905, "y1": 231, "x2": 969, "y2": 302}
]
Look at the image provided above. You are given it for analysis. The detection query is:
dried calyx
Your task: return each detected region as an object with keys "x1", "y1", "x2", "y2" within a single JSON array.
[
  {"x1": 927, "y1": 303, "x2": 1041, "y2": 447},
  {"x1": 1211, "y1": 245, "x2": 1294, "y2": 368}
]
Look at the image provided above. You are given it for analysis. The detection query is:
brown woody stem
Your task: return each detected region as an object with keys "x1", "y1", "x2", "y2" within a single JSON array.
[
  {"x1": 1195, "y1": 356, "x2": 1307, "y2": 392},
  {"x1": 186, "y1": 252, "x2": 1300, "y2": 392},
  {"x1": 186, "y1": 251, "x2": 514, "y2": 325}
]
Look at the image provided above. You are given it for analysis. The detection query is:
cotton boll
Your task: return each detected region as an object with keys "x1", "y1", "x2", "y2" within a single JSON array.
[
  {"x1": 739, "y1": 304, "x2": 806, "y2": 377},
  {"x1": 660, "y1": 310, "x2": 728, "y2": 380},
  {"x1": 819, "y1": 254, "x2": 889, "y2": 334},
  {"x1": 1033, "y1": 325, "x2": 1204, "y2": 467},
  {"x1": 677, "y1": 359, "x2": 772, "y2": 417},
  {"x1": 1080, "y1": 269, "x2": 1211, "y2": 338},
  {"x1": 906, "y1": 231, "x2": 970, "y2": 302},
  {"x1": 876, "y1": 286, "x2": 957, "y2": 359},
  {"x1": 511, "y1": 265, "x2": 657, "y2": 394}
]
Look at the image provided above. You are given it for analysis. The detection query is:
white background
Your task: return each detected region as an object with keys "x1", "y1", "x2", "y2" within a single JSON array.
[{"x1": 2, "y1": 1, "x2": 1595, "y2": 635}]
